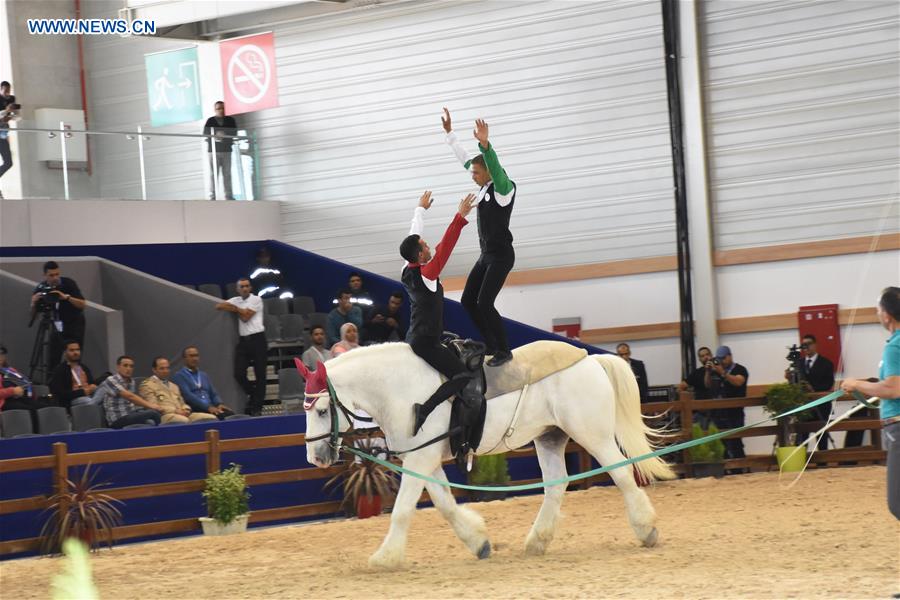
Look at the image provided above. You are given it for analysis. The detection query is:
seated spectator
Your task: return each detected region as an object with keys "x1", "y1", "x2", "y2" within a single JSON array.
[
  {"x1": 48, "y1": 341, "x2": 97, "y2": 409},
  {"x1": 333, "y1": 272, "x2": 374, "y2": 316},
  {"x1": 363, "y1": 291, "x2": 406, "y2": 344},
  {"x1": 301, "y1": 326, "x2": 332, "y2": 370},
  {"x1": 100, "y1": 355, "x2": 162, "y2": 428},
  {"x1": 172, "y1": 346, "x2": 235, "y2": 420},
  {"x1": 140, "y1": 357, "x2": 217, "y2": 424},
  {"x1": 616, "y1": 343, "x2": 649, "y2": 403},
  {"x1": 0, "y1": 345, "x2": 29, "y2": 411},
  {"x1": 330, "y1": 323, "x2": 360, "y2": 356},
  {"x1": 249, "y1": 246, "x2": 293, "y2": 299},
  {"x1": 327, "y1": 289, "x2": 363, "y2": 346},
  {"x1": 679, "y1": 346, "x2": 714, "y2": 399}
]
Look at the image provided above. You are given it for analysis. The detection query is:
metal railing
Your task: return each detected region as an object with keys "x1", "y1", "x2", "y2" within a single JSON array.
[{"x1": 3, "y1": 122, "x2": 259, "y2": 201}]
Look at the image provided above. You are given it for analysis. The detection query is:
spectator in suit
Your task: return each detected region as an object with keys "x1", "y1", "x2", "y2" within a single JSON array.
[
  {"x1": 301, "y1": 326, "x2": 332, "y2": 370},
  {"x1": 616, "y1": 343, "x2": 649, "y2": 403},
  {"x1": 140, "y1": 357, "x2": 217, "y2": 424},
  {"x1": 327, "y1": 289, "x2": 363, "y2": 347},
  {"x1": 331, "y1": 323, "x2": 360, "y2": 357},
  {"x1": 172, "y1": 346, "x2": 234, "y2": 420},
  {"x1": 363, "y1": 291, "x2": 406, "y2": 344},
  {"x1": 48, "y1": 341, "x2": 97, "y2": 409},
  {"x1": 791, "y1": 334, "x2": 836, "y2": 450},
  {"x1": 100, "y1": 355, "x2": 162, "y2": 429},
  {"x1": 705, "y1": 345, "x2": 749, "y2": 461}
]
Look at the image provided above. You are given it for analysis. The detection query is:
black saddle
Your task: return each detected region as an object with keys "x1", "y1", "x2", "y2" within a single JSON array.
[{"x1": 442, "y1": 333, "x2": 487, "y2": 470}]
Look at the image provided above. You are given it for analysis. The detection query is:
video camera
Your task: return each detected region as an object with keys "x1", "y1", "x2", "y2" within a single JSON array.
[
  {"x1": 704, "y1": 357, "x2": 721, "y2": 368},
  {"x1": 32, "y1": 283, "x2": 59, "y2": 317},
  {"x1": 784, "y1": 343, "x2": 809, "y2": 385}
]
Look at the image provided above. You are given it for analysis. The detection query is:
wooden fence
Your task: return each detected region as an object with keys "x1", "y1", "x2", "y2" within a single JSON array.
[{"x1": 0, "y1": 391, "x2": 886, "y2": 557}]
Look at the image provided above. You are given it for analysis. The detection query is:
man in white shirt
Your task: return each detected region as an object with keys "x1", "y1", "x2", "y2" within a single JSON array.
[{"x1": 216, "y1": 277, "x2": 267, "y2": 416}]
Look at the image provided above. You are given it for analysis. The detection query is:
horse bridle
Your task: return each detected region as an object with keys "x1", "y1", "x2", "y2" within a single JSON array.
[{"x1": 303, "y1": 378, "x2": 374, "y2": 451}]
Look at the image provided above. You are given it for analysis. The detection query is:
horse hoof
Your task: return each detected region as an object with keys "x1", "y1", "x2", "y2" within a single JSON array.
[
  {"x1": 642, "y1": 527, "x2": 658, "y2": 548},
  {"x1": 477, "y1": 541, "x2": 491, "y2": 559}
]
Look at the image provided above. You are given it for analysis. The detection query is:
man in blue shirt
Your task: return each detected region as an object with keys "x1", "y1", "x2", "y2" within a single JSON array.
[
  {"x1": 172, "y1": 346, "x2": 235, "y2": 420},
  {"x1": 841, "y1": 286, "x2": 900, "y2": 520}
]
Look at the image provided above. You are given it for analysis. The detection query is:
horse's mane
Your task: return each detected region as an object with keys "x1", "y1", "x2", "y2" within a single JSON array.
[{"x1": 326, "y1": 342, "x2": 414, "y2": 370}]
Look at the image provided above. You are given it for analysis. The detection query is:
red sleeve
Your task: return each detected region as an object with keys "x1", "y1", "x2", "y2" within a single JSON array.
[{"x1": 420, "y1": 213, "x2": 468, "y2": 280}]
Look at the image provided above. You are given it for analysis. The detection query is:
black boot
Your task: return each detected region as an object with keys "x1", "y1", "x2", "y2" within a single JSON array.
[
  {"x1": 486, "y1": 350, "x2": 512, "y2": 367},
  {"x1": 412, "y1": 403, "x2": 428, "y2": 435},
  {"x1": 412, "y1": 373, "x2": 471, "y2": 435}
]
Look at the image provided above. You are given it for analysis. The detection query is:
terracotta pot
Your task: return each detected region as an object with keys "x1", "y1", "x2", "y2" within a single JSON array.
[{"x1": 356, "y1": 495, "x2": 382, "y2": 519}]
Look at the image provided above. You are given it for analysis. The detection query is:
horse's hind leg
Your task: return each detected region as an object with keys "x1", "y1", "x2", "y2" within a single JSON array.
[
  {"x1": 525, "y1": 428, "x2": 569, "y2": 556},
  {"x1": 572, "y1": 435, "x2": 658, "y2": 547},
  {"x1": 424, "y1": 467, "x2": 491, "y2": 559},
  {"x1": 368, "y1": 453, "x2": 433, "y2": 570}
]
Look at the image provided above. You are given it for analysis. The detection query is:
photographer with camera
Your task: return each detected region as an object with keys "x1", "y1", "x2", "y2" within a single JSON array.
[
  {"x1": 30, "y1": 261, "x2": 87, "y2": 366},
  {"x1": 704, "y1": 345, "x2": 749, "y2": 462},
  {"x1": 785, "y1": 334, "x2": 835, "y2": 450},
  {"x1": 0, "y1": 80, "x2": 20, "y2": 198}
]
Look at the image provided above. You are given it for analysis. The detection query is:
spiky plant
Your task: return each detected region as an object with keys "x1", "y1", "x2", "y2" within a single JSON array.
[
  {"x1": 325, "y1": 436, "x2": 399, "y2": 516},
  {"x1": 40, "y1": 464, "x2": 123, "y2": 555}
]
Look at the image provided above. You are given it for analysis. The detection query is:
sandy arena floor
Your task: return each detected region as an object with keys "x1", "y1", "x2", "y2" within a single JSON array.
[{"x1": 2, "y1": 466, "x2": 898, "y2": 599}]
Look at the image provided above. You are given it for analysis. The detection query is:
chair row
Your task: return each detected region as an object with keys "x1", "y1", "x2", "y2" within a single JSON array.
[{"x1": 182, "y1": 284, "x2": 317, "y2": 318}]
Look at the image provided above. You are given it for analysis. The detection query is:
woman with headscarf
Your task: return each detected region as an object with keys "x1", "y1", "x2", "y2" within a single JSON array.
[{"x1": 330, "y1": 322, "x2": 360, "y2": 356}]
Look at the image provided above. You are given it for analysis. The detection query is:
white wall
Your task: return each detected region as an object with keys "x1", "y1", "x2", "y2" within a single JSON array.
[{"x1": 0, "y1": 198, "x2": 281, "y2": 246}]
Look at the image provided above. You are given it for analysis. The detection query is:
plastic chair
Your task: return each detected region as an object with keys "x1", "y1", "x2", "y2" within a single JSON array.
[
  {"x1": 291, "y1": 296, "x2": 316, "y2": 316},
  {"x1": 71, "y1": 403, "x2": 104, "y2": 432},
  {"x1": 278, "y1": 368, "x2": 304, "y2": 401},
  {"x1": 264, "y1": 297, "x2": 290, "y2": 316},
  {"x1": 264, "y1": 314, "x2": 282, "y2": 344},
  {"x1": 1, "y1": 410, "x2": 34, "y2": 438},
  {"x1": 224, "y1": 281, "x2": 238, "y2": 299},
  {"x1": 278, "y1": 314, "x2": 305, "y2": 343},
  {"x1": 306, "y1": 312, "x2": 329, "y2": 332},
  {"x1": 225, "y1": 414, "x2": 252, "y2": 420},
  {"x1": 198, "y1": 283, "x2": 223, "y2": 298},
  {"x1": 37, "y1": 407, "x2": 72, "y2": 435}
]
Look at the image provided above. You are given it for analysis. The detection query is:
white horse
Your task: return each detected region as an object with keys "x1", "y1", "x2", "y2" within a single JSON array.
[{"x1": 296, "y1": 342, "x2": 674, "y2": 569}]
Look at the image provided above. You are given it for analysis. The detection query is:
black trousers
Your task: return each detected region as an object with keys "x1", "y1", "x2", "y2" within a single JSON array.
[
  {"x1": 711, "y1": 407, "x2": 746, "y2": 460},
  {"x1": 461, "y1": 251, "x2": 514, "y2": 354},
  {"x1": 235, "y1": 332, "x2": 268, "y2": 411},
  {"x1": 0, "y1": 136, "x2": 12, "y2": 179},
  {"x1": 409, "y1": 336, "x2": 470, "y2": 405}
]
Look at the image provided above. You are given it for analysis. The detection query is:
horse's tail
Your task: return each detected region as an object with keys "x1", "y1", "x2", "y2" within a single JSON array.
[{"x1": 592, "y1": 354, "x2": 676, "y2": 482}]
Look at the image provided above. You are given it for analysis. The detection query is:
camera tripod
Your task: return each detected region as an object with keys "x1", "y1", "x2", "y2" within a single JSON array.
[{"x1": 28, "y1": 311, "x2": 56, "y2": 384}]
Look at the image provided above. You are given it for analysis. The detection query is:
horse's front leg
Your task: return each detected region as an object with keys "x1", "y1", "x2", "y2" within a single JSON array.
[{"x1": 368, "y1": 454, "x2": 433, "y2": 570}]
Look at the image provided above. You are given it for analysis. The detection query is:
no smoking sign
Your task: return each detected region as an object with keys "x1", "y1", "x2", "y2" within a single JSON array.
[{"x1": 219, "y1": 32, "x2": 279, "y2": 114}]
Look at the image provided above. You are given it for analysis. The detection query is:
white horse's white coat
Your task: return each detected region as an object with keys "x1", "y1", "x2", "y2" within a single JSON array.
[{"x1": 304, "y1": 343, "x2": 674, "y2": 569}]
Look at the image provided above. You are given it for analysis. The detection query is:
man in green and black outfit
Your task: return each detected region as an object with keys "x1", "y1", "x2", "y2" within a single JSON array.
[{"x1": 442, "y1": 109, "x2": 516, "y2": 366}]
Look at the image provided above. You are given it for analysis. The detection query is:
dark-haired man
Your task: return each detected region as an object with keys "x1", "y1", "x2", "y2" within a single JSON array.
[
  {"x1": 616, "y1": 342, "x2": 649, "y2": 403},
  {"x1": 48, "y1": 341, "x2": 96, "y2": 409},
  {"x1": 792, "y1": 334, "x2": 836, "y2": 450},
  {"x1": 30, "y1": 261, "x2": 86, "y2": 366},
  {"x1": 301, "y1": 326, "x2": 332, "y2": 369},
  {"x1": 442, "y1": 109, "x2": 516, "y2": 366},
  {"x1": 217, "y1": 278, "x2": 266, "y2": 416},
  {"x1": 679, "y1": 346, "x2": 714, "y2": 400},
  {"x1": 203, "y1": 100, "x2": 237, "y2": 200},
  {"x1": 100, "y1": 355, "x2": 162, "y2": 428},
  {"x1": 399, "y1": 190, "x2": 480, "y2": 449},
  {"x1": 364, "y1": 292, "x2": 406, "y2": 344},
  {"x1": 327, "y1": 289, "x2": 363, "y2": 347},
  {"x1": 172, "y1": 346, "x2": 234, "y2": 419},
  {"x1": 140, "y1": 357, "x2": 217, "y2": 424},
  {"x1": 0, "y1": 80, "x2": 17, "y2": 196}
]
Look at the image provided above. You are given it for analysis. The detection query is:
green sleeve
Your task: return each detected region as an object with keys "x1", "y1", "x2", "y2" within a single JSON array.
[{"x1": 478, "y1": 142, "x2": 514, "y2": 196}]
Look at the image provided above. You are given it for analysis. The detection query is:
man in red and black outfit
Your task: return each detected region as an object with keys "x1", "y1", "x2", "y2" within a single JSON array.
[{"x1": 399, "y1": 191, "x2": 479, "y2": 444}]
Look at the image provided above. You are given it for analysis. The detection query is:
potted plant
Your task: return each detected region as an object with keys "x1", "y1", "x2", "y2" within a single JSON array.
[
  {"x1": 40, "y1": 464, "x2": 123, "y2": 555},
  {"x1": 325, "y1": 436, "x2": 399, "y2": 519},
  {"x1": 200, "y1": 464, "x2": 251, "y2": 535},
  {"x1": 764, "y1": 382, "x2": 809, "y2": 472},
  {"x1": 468, "y1": 453, "x2": 511, "y2": 502},
  {"x1": 688, "y1": 423, "x2": 726, "y2": 478}
]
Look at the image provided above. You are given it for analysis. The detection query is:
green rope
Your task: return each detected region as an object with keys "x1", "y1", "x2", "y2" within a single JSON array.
[{"x1": 342, "y1": 390, "x2": 857, "y2": 492}]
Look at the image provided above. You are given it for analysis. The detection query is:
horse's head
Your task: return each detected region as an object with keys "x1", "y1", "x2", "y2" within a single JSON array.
[{"x1": 294, "y1": 358, "x2": 346, "y2": 468}]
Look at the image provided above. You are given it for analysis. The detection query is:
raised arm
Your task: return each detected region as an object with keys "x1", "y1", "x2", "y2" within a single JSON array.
[
  {"x1": 420, "y1": 194, "x2": 475, "y2": 280},
  {"x1": 474, "y1": 119, "x2": 514, "y2": 196},
  {"x1": 409, "y1": 191, "x2": 433, "y2": 236},
  {"x1": 442, "y1": 108, "x2": 472, "y2": 170}
]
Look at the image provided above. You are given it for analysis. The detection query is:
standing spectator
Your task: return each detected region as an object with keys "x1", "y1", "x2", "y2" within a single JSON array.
[
  {"x1": 679, "y1": 346, "x2": 714, "y2": 399},
  {"x1": 216, "y1": 278, "x2": 267, "y2": 416},
  {"x1": 100, "y1": 355, "x2": 162, "y2": 429},
  {"x1": 792, "y1": 334, "x2": 836, "y2": 450},
  {"x1": 48, "y1": 341, "x2": 97, "y2": 409},
  {"x1": 30, "y1": 261, "x2": 87, "y2": 367},
  {"x1": 616, "y1": 343, "x2": 649, "y2": 403},
  {"x1": 705, "y1": 345, "x2": 749, "y2": 461},
  {"x1": 139, "y1": 357, "x2": 216, "y2": 424},
  {"x1": 330, "y1": 323, "x2": 360, "y2": 357},
  {"x1": 249, "y1": 246, "x2": 293, "y2": 299},
  {"x1": 327, "y1": 289, "x2": 363, "y2": 347},
  {"x1": 0, "y1": 80, "x2": 18, "y2": 197},
  {"x1": 203, "y1": 100, "x2": 237, "y2": 201},
  {"x1": 172, "y1": 346, "x2": 234, "y2": 419},
  {"x1": 0, "y1": 345, "x2": 29, "y2": 411},
  {"x1": 840, "y1": 286, "x2": 900, "y2": 520},
  {"x1": 301, "y1": 326, "x2": 332, "y2": 370},
  {"x1": 334, "y1": 272, "x2": 374, "y2": 315},
  {"x1": 363, "y1": 292, "x2": 406, "y2": 344}
]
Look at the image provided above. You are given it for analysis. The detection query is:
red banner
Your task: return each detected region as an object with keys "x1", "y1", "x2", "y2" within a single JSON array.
[{"x1": 219, "y1": 32, "x2": 279, "y2": 114}]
